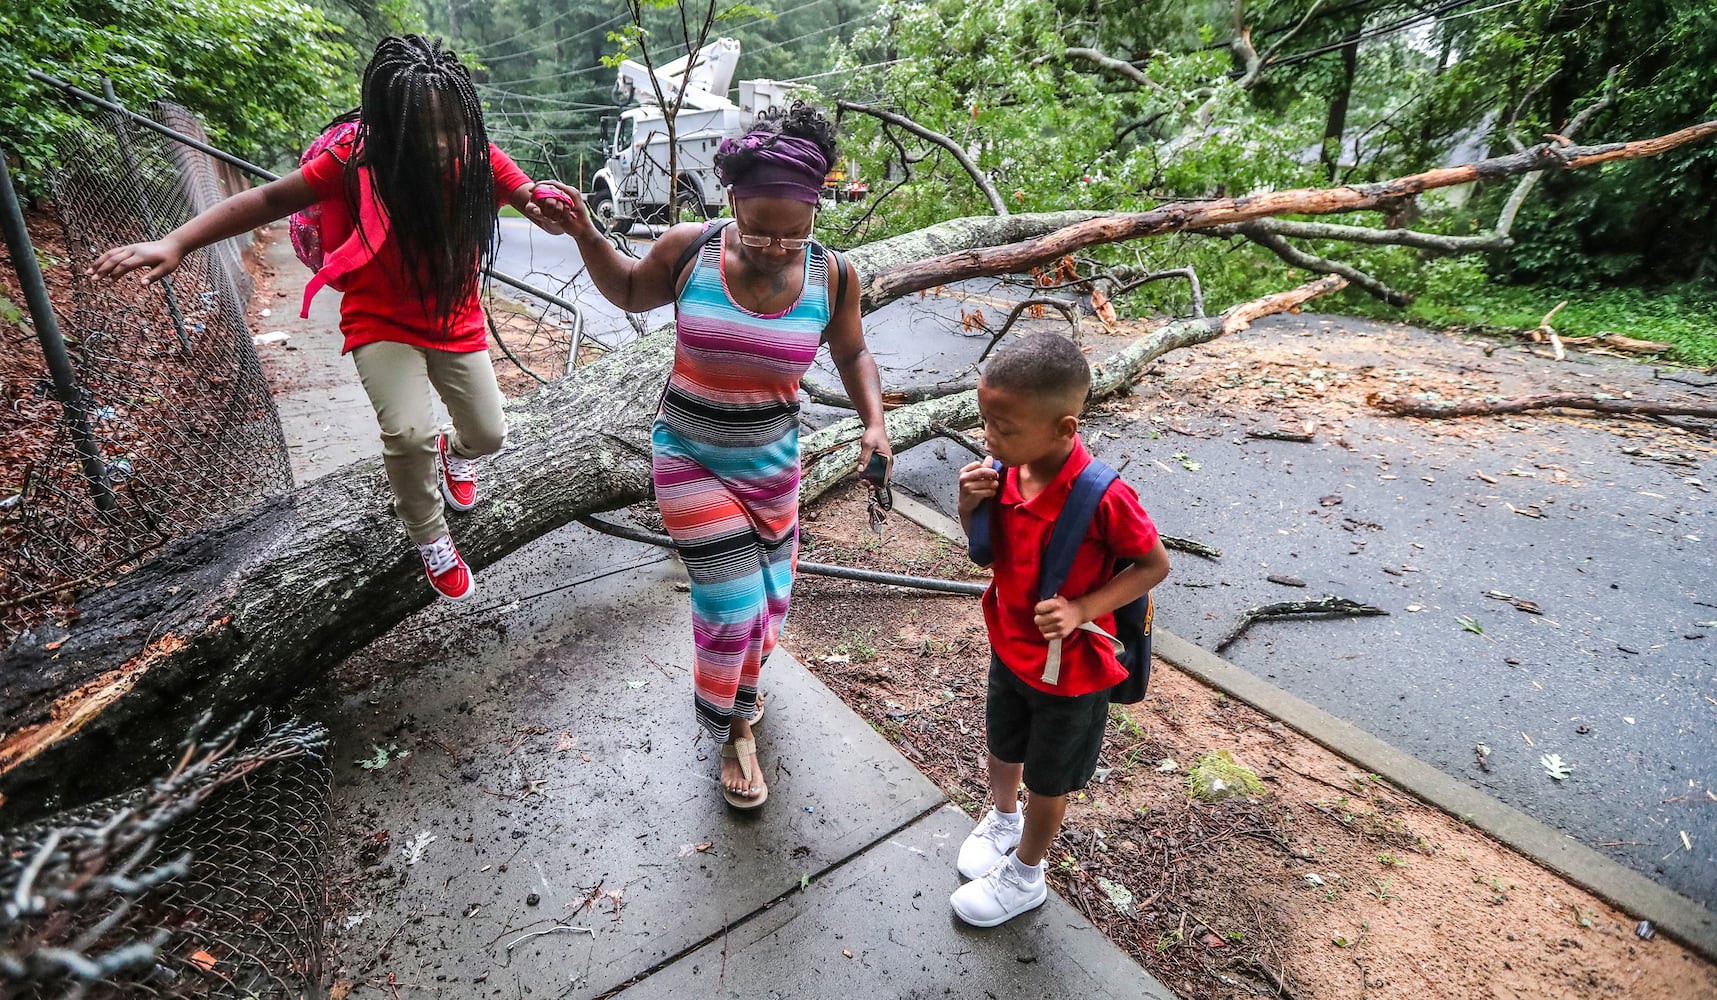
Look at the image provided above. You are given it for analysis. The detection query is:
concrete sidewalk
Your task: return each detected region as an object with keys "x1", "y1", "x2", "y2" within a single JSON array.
[{"x1": 312, "y1": 522, "x2": 1175, "y2": 999}]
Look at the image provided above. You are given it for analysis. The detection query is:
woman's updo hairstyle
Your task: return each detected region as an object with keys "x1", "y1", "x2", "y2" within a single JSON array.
[{"x1": 714, "y1": 101, "x2": 839, "y2": 187}]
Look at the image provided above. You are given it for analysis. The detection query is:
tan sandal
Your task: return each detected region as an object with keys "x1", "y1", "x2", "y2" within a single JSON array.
[{"x1": 719, "y1": 737, "x2": 768, "y2": 810}]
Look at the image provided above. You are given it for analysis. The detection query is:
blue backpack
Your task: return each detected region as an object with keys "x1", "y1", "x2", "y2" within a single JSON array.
[{"x1": 968, "y1": 457, "x2": 1153, "y2": 704}]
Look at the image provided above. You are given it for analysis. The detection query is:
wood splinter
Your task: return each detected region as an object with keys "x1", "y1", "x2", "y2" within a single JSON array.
[{"x1": 1217, "y1": 596, "x2": 1389, "y2": 652}]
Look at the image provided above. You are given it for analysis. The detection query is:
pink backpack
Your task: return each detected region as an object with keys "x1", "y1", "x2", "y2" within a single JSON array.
[{"x1": 288, "y1": 119, "x2": 389, "y2": 317}]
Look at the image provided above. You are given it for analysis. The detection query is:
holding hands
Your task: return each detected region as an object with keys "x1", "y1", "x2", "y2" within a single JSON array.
[{"x1": 529, "y1": 180, "x2": 600, "y2": 242}]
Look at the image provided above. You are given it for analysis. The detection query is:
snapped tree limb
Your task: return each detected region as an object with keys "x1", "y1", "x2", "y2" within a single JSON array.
[
  {"x1": 1367, "y1": 392, "x2": 1717, "y2": 421},
  {"x1": 1217, "y1": 596, "x2": 1389, "y2": 652},
  {"x1": 860, "y1": 120, "x2": 1717, "y2": 309}
]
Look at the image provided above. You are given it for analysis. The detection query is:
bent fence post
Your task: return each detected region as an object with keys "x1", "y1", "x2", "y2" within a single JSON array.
[
  {"x1": 0, "y1": 150, "x2": 118, "y2": 516},
  {"x1": 102, "y1": 77, "x2": 192, "y2": 358}
]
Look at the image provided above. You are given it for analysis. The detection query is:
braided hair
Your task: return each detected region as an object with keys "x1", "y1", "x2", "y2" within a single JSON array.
[
  {"x1": 347, "y1": 35, "x2": 494, "y2": 337},
  {"x1": 712, "y1": 100, "x2": 838, "y2": 185}
]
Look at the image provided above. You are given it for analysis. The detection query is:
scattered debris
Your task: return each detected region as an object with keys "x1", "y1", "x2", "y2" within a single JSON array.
[
  {"x1": 1540, "y1": 754, "x2": 1573, "y2": 781},
  {"x1": 1637, "y1": 920, "x2": 1656, "y2": 940},
  {"x1": 1457, "y1": 616, "x2": 1485, "y2": 636},
  {"x1": 402, "y1": 830, "x2": 436, "y2": 866},
  {"x1": 1473, "y1": 743, "x2": 1491, "y2": 771},
  {"x1": 1247, "y1": 427, "x2": 1314, "y2": 443},
  {"x1": 1266, "y1": 574, "x2": 1307, "y2": 588},
  {"x1": 1318, "y1": 494, "x2": 1344, "y2": 507},
  {"x1": 1156, "y1": 758, "x2": 1178, "y2": 773},
  {"x1": 1303, "y1": 873, "x2": 1325, "y2": 887},
  {"x1": 1172, "y1": 451, "x2": 1202, "y2": 472},
  {"x1": 1097, "y1": 876, "x2": 1136, "y2": 914}
]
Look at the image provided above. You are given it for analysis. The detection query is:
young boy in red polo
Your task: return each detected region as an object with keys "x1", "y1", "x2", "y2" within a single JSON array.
[{"x1": 951, "y1": 331, "x2": 1171, "y2": 927}]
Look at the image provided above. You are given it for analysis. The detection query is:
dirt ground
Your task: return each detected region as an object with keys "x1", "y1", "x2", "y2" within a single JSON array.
[{"x1": 784, "y1": 483, "x2": 1717, "y2": 999}]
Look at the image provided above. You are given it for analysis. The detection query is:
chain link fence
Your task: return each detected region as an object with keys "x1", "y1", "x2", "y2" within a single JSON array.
[
  {"x1": 0, "y1": 100, "x2": 290, "y2": 639},
  {"x1": 0, "y1": 718, "x2": 333, "y2": 1000}
]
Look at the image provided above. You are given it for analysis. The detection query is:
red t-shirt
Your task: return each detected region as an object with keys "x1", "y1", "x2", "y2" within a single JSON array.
[
  {"x1": 299, "y1": 140, "x2": 532, "y2": 354},
  {"x1": 982, "y1": 435, "x2": 1160, "y2": 696}
]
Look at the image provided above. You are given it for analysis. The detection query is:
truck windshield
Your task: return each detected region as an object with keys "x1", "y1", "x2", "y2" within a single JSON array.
[{"x1": 615, "y1": 117, "x2": 634, "y2": 152}]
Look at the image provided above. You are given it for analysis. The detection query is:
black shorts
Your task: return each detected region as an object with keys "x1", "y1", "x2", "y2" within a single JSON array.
[{"x1": 985, "y1": 652, "x2": 1110, "y2": 798}]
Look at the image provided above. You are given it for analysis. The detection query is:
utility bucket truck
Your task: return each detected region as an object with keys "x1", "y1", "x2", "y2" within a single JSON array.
[{"x1": 589, "y1": 38, "x2": 858, "y2": 232}]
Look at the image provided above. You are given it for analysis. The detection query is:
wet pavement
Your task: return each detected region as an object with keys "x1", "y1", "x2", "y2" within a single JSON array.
[{"x1": 306, "y1": 523, "x2": 1173, "y2": 998}]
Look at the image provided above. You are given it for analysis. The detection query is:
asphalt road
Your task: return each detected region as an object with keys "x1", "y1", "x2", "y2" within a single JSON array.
[{"x1": 490, "y1": 220, "x2": 1717, "y2": 908}]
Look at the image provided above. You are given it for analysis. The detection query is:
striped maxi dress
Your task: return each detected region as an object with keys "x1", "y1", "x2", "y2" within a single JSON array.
[{"x1": 652, "y1": 227, "x2": 831, "y2": 743}]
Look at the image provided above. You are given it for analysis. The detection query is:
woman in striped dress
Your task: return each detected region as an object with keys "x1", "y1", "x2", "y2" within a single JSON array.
[{"x1": 543, "y1": 104, "x2": 890, "y2": 809}]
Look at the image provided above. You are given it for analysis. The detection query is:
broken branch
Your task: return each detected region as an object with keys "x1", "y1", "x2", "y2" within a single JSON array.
[
  {"x1": 1367, "y1": 392, "x2": 1717, "y2": 421},
  {"x1": 1217, "y1": 597, "x2": 1389, "y2": 652},
  {"x1": 836, "y1": 101, "x2": 1009, "y2": 216}
]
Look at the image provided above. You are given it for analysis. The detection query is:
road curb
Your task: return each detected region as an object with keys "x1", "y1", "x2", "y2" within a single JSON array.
[{"x1": 1151, "y1": 628, "x2": 1717, "y2": 964}]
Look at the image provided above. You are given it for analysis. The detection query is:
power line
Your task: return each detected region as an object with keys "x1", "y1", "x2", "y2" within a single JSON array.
[
  {"x1": 778, "y1": 57, "x2": 917, "y2": 83},
  {"x1": 1266, "y1": 0, "x2": 1512, "y2": 70},
  {"x1": 476, "y1": 84, "x2": 615, "y2": 111},
  {"x1": 481, "y1": 12, "x2": 630, "y2": 64},
  {"x1": 467, "y1": 7, "x2": 614, "y2": 53}
]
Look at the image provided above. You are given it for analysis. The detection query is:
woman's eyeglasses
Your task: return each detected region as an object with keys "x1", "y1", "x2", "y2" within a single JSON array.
[{"x1": 735, "y1": 232, "x2": 813, "y2": 251}]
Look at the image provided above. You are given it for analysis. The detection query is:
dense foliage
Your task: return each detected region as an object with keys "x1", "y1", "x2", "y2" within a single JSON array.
[{"x1": 1, "y1": 0, "x2": 358, "y2": 184}]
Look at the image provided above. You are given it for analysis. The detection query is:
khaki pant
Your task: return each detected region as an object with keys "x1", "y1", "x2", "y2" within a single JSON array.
[{"x1": 352, "y1": 340, "x2": 506, "y2": 545}]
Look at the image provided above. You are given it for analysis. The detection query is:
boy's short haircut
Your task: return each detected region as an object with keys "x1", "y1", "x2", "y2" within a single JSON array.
[{"x1": 983, "y1": 331, "x2": 1092, "y2": 412}]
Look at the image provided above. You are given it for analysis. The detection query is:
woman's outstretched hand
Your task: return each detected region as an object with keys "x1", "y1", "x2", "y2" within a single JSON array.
[
  {"x1": 88, "y1": 239, "x2": 184, "y2": 285},
  {"x1": 533, "y1": 180, "x2": 601, "y2": 243}
]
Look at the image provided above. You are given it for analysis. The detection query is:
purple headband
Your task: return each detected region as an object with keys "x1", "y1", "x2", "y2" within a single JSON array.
[{"x1": 718, "y1": 133, "x2": 828, "y2": 204}]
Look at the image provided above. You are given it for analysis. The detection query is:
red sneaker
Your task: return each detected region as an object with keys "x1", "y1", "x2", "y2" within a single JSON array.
[
  {"x1": 438, "y1": 434, "x2": 478, "y2": 512},
  {"x1": 417, "y1": 534, "x2": 474, "y2": 601}
]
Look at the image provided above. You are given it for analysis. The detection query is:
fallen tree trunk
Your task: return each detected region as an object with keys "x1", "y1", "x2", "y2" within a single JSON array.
[
  {"x1": 0, "y1": 271, "x2": 1343, "y2": 817},
  {"x1": 1367, "y1": 392, "x2": 1717, "y2": 420}
]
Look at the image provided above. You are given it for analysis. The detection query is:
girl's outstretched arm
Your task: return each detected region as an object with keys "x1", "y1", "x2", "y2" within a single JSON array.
[{"x1": 89, "y1": 171, "x2": 320, "y2": 284}]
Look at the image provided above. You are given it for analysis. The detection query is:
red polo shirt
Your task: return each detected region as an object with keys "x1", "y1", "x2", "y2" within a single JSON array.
[
  {"x1": 299, "y1": 139, "x2": 532, "y2": 354},
  {"x1": 982, "y1": 436, "x2": 1160, "y2": 696}
]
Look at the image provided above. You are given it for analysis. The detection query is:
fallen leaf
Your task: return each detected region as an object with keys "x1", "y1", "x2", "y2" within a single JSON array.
[
  {"x1": 553, "y1": 732, "x2": 576, "y2": 752},
  {"x1": 1318, "y1": 494, "x2": 1344, "y2": 507},
  {"x1": 1541, "y1": 753, "x2": 1572, "y2": 781},
  {"x1": 1475, "y1": 471, "x2": 1498, "y2": 485},
  {"x1": 330, "y1": 981, "x2": 354, "y2": 1000},
  {"x1": 1511, "y1": 599, "x2": 1542, "y2": 614},
  {"x1": 1156, "y1": 758, "x2": 1178, "y2": 772},
  {"x1": 189, "y1": 950, "x2": 218, "y2": 972}
]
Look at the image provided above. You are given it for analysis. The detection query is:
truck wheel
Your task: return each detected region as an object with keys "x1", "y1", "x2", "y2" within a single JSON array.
[
  {"x1": 590, "y1": 189, "x2": 626, "y2": 234},
  {"x1": 674, "y1": 180, "x2": 710, "y2": 222}
]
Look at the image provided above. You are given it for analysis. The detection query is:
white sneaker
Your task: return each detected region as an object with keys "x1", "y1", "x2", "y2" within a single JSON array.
[
  {"x1": 957, "y1": 806, "x2": 1024, "y2": 880},
  {"x1": 950, "y1": 855, "x2": 1048, "y2": 927}
]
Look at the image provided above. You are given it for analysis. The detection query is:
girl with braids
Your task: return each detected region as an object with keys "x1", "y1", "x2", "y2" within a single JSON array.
[
  {"x1": 536, "y1": 102, "x2": 890, "y2": 810},
  {"x1": 91, "y1": 35, "x2": 567, "y2": 602}
]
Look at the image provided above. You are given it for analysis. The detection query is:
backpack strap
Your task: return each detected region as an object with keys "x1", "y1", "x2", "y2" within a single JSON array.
[
  {"x1": 1038, "y1": 460, "x2": 1119, "y2": 600},
  {"x1": 965, "y1": 459, "x2": 1006, "y2": 566},
  {"x1": 673, "y1": 218, "x2": 733, "y2": 291},
  {"x1": 300, "y1": 162, "x2": 388, "y2": 318},
  {"x1": 1036, "y1": 458, "x2": 1123, "y2": 686}
]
